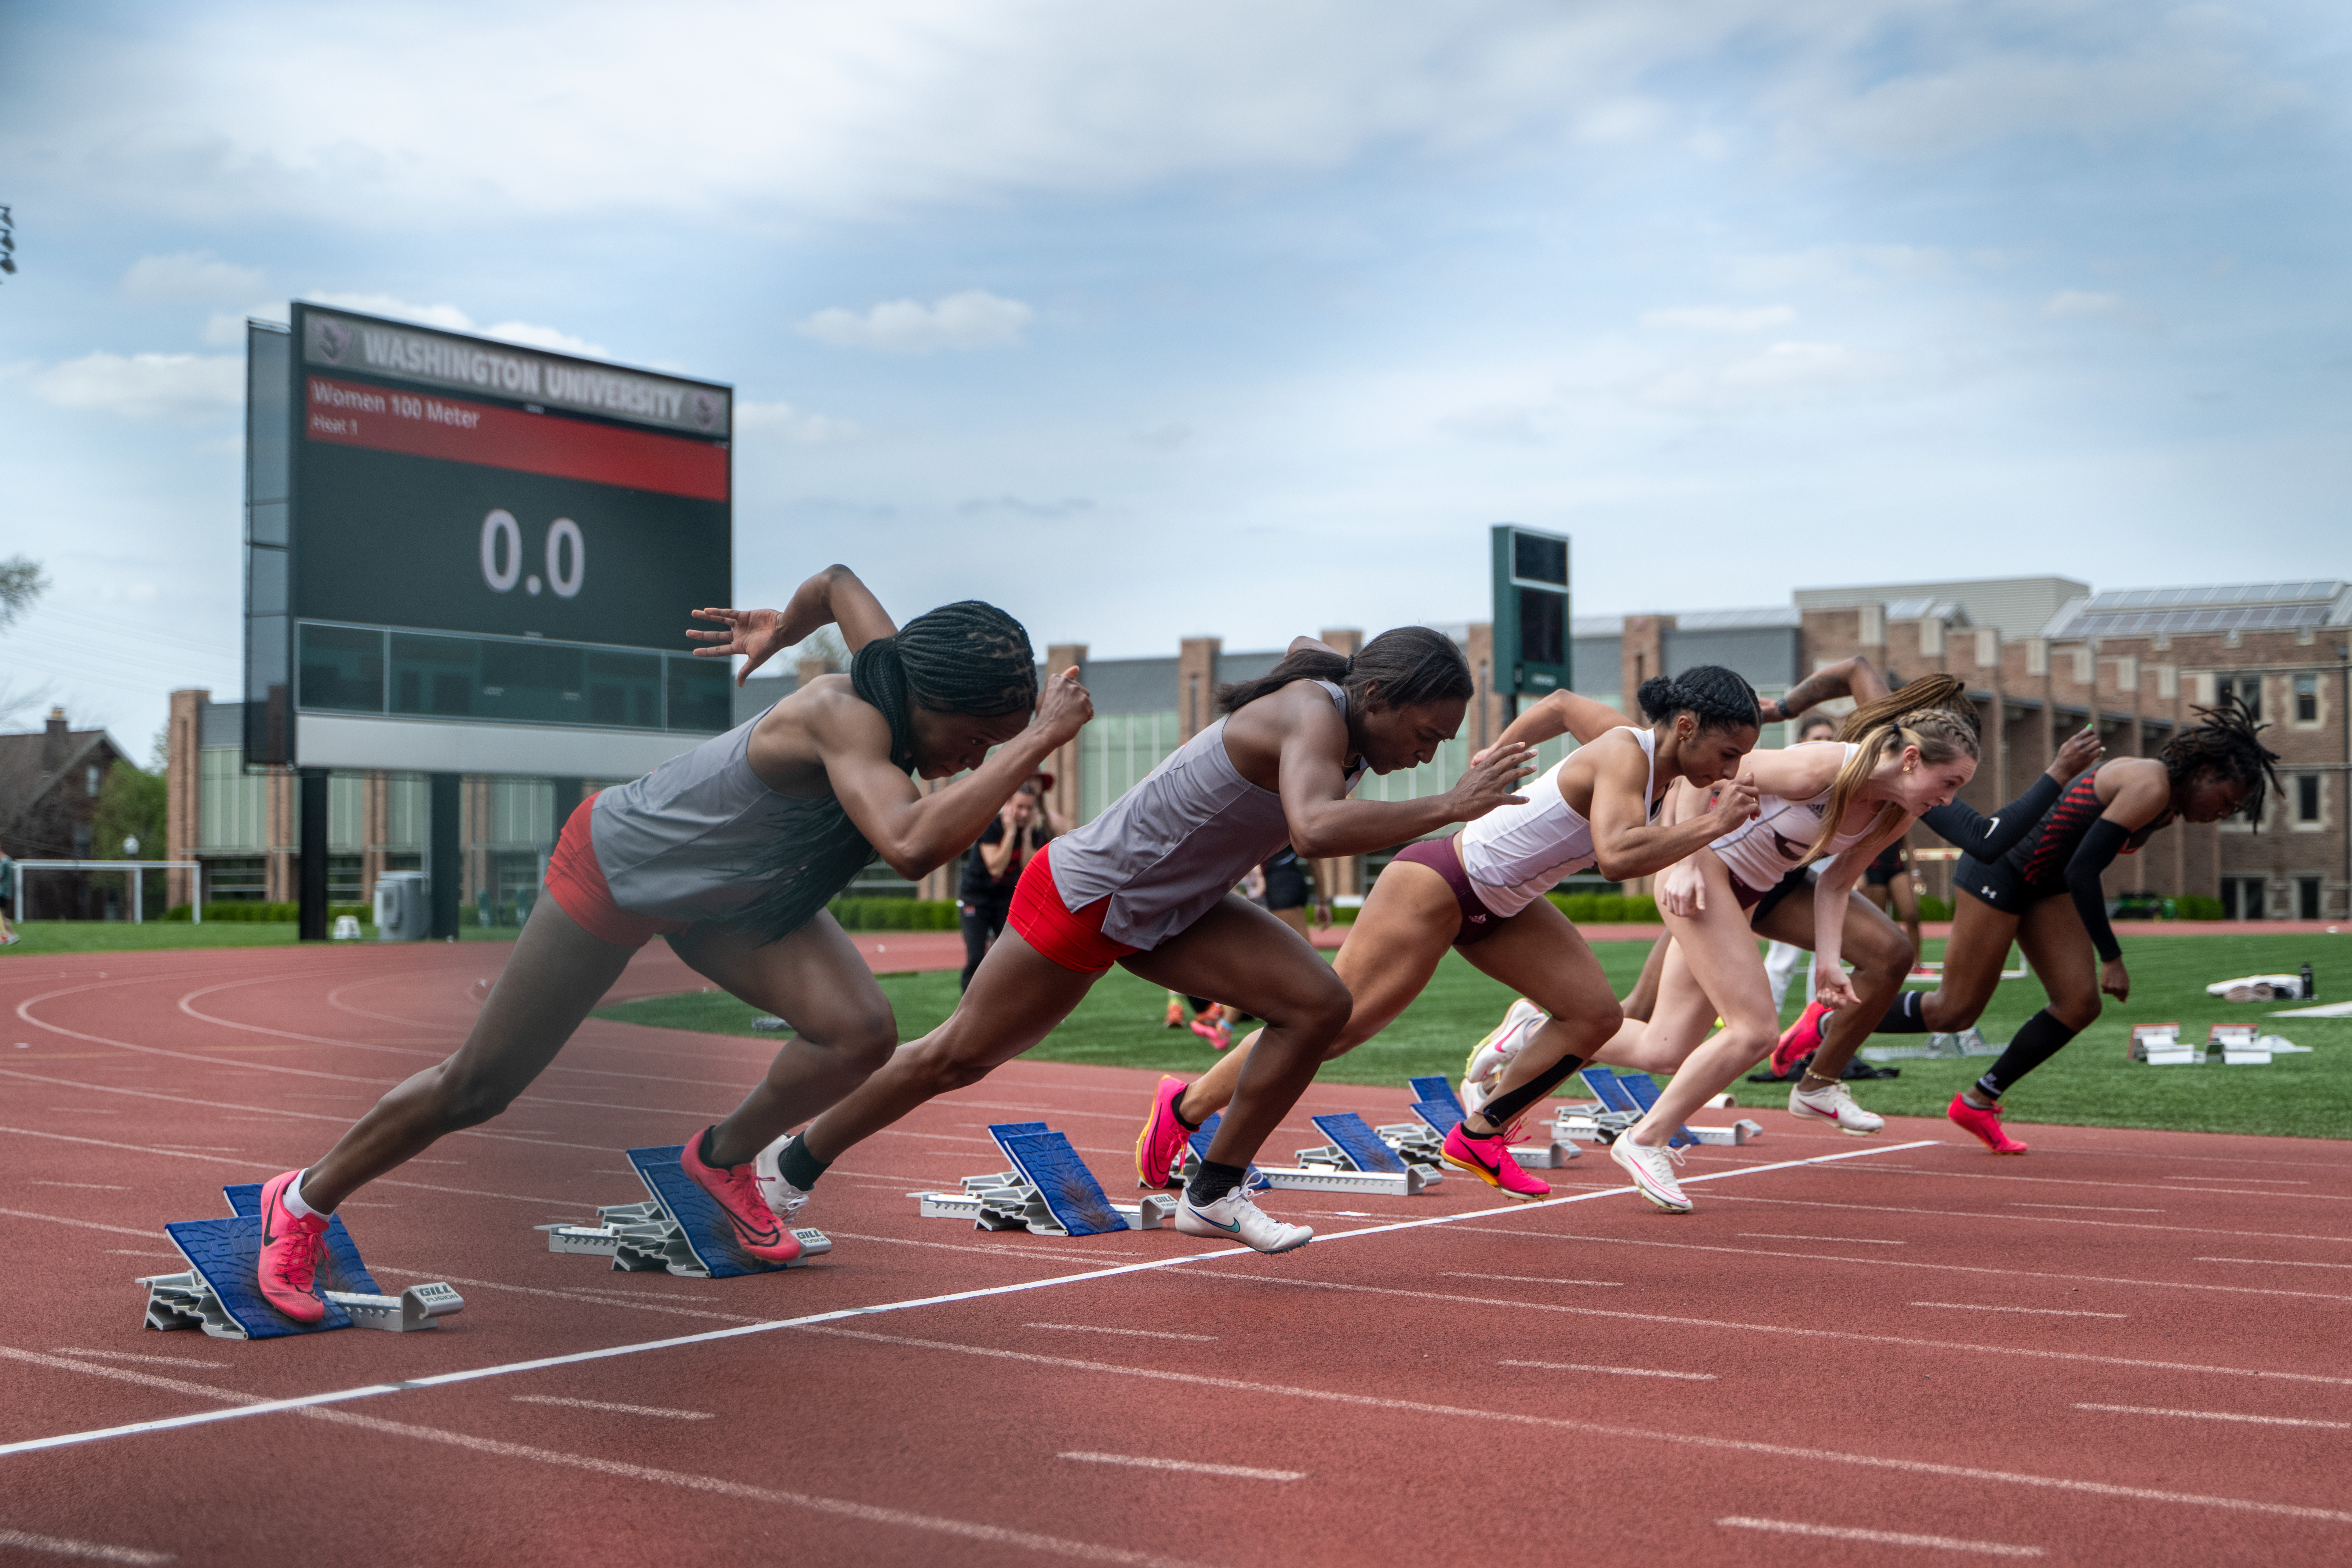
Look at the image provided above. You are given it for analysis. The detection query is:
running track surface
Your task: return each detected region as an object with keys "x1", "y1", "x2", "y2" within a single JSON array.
[{"x1": 3, "y1": 944, "x2": 2348, "y2": 1567}]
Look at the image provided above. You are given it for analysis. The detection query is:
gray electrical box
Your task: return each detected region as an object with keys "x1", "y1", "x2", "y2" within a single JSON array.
[{"x1": 374, "y1": 871, "x2": 431, "y2": 942}]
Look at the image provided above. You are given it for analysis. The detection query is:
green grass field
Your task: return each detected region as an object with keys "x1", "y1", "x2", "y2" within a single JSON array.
[
  {"x1": 0, "y1": 921, "x2": 520, "y2": 954},
  {"x1": 593, "y1": 930, "x2": 2352, "y2": 1140}
]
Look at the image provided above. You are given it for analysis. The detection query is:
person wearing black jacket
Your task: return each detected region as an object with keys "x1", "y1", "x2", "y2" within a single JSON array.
[{"x1": 957, "y1": 783, "x2": 1052, "y2": 990}]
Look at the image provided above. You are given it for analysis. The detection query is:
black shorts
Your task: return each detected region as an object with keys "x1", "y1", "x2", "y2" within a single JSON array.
[
  {"x1": 1954, "y1": 853, "x2": 2055, "y2": 917},
  {"x1": 1739, "y1": 865, "x2": 1810, "y2": 925},
  {"x1": 1262, "y1": 860, "x2": 1310, "y2": 912}
]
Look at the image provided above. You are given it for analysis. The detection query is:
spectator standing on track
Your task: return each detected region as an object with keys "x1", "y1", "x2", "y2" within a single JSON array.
[
  {"x1": 0, "y1": 851, "x2": 17, "y2": 945},
  {"x1": 959, "y1": 781, "x2": 1052, "y2": 990}
]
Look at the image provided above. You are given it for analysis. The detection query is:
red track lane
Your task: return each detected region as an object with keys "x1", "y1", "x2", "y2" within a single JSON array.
[{"x1": 3, "y1": 943, "x2": 2349, "y2": 1566}]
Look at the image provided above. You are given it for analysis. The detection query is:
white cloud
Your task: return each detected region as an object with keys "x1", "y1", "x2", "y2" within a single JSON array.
[
  {"x1": 798, "y1": 290, "x2": 1033, "y2": 353},
  {"x1": 202, "y1": 303, "x2": 288, "y2": 346},
  {"x1": 1639, "y1": 340, "x2": 1896, "y2": 411},
  {"x1": 118, "y1": 250, "x2": 263, "y2": 302},
  {"x1": 32, "y1": 351, "x2": 242, "y2": 420},
  {"x1": 734, "y1": 400, "x2": 862, "y2": 445},
  {"x1": 304, "y1": 292, "x2": 474, "y2": 331},
  {"x1": 2044, "y1": 289, "x2": 2124, "y2": 319},
  {"x1": 483, "y1": 321, "x2": 610, "y2": 357},
  {"x1": 1641, "y1": 304, "x2": 1795, "y2": 333}
]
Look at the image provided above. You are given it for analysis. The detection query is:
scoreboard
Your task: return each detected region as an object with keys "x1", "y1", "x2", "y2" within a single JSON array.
[
  {"x1": 242, "y1": 304, "x2": 734, "y2": 775},
  {"x1": 1490, "y1": 524, "x2": 1570, "y2": 702}
]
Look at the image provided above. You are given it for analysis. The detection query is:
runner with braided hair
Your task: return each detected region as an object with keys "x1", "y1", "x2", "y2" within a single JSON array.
[
  {"x1": 249, "y1": 566, "x2": 1091, "y2": 1321},
  {"x1": 1865, "y1": 694, "x2": 2278, "y2": 1154}
]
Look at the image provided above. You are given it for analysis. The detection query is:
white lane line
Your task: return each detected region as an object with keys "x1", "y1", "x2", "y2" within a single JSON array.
[
  {"x1": 2011, "y1": 1202, "x2": 2165, "y2": 1213},
  {"x1": 1026, "y1": 1323, "x2": 1219, "y2": 1342},
  {"x1": 1443, "y1": 1273, "x2": 1623, "y2": 1287},
  {"x1": 2076, "y1": 1403, "x2": 2352, "y2": 1431},
  {"x1": 104, "y1": 1250, "x2": 184, "y2": 1260},
  {"x1": 1707, "y1": 1190, "x2": 2352, "y2": 1247},
  {"x1": 510, "y1": 1395, "x2": 712, "y2": 1420},
  {"x1": 6, "y1": 1348, "x2": 1212, "y2": 1568},
  {"x1": 0, "y1": 1527, "x2": 173, "y2": 1564},
  {"x1": 1, "y1": 1208, "x2": 158, "y2": 1238},
  {"x1": 1911, "y1": 1302, "x2": 2127, "y2": 1319},
  {"x1": 810, "y1": 1325, "x2": 2352, "y2": 1527},
  {"x1": 1741, "y1": 1233, "x2": 1906, "y2": 1245},
  {"x1": 2162, "y1": 1175, "x2": 2312, "y2": 1184},
  {"x1": 1840, "y1": 1162, "x2": 2352, "y2": 1204},
  {"x1": 2198, "y1": 1256, "x2": 2352, "y2": 1270},
  {"x1": 1442, "y1": 1224, "x2": 2352, "y2": 1305},
  {"x1": 51, "y1": 1348, "x2": 231, "y2": 1370},
  {"x1": 1, "y1": 1126, "x2": 598, "y2": 1206},
  {"x1": 28, "y1": 1182, "x2": 131, "y2": 1190},
  {"x1": 1502, "y1": 1359, "x2": 1715, "y2": 1381},
  {"x1": 1716, "y1": 1516, "x2": 2041, "y2": 1557},
  {"x1": 1058, "y1": 1452, "x2": 1304, "y2": 1482},
  {"x1": 0, "y1": 1139, "x2": 1940, "y2": 1459}
]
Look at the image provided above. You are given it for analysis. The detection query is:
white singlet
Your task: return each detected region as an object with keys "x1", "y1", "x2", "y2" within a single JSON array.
[
  {"x1": 1709, "y1": 742, "x2": 1881, "y2": 895},
  {"x1": 1457, "y1": 726, "x2": 1661, "y2": 918}
]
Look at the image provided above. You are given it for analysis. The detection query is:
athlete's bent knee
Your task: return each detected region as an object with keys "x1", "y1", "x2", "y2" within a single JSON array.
[
  {"x1": 2052, "y1": 995, "x2": 2102, "y2": 1031},
  {"x1": 801, "y1": 1008, "x2": 897, "y2": 1077}
]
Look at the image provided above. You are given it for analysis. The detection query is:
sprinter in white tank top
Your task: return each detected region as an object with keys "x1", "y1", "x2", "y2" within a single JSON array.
[
  {"x1": 1601, "y1": 678, "x2": 1989, "y2": 1215},
  {"x1": 783, "y1": 628, "x2": 1537, "y2": 1256},
  {"x1": 1146, "y1": 668, "x2": 1766, "y2": 1200}
]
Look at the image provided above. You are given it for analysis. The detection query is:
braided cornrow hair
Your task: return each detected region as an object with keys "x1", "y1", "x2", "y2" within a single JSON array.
[
  {"x1": 850, "y1": 600, "x2": 1039, "y2": 773},
  {"x1": 1216, "y1": 625, "x2": 1472, "y2": 715},
  {"x1": 1637, "y1": 665, "x2": 1762, "y2": 732},
  {"x1": 1796, "y1": 674, "x2": 1982, "y2": 868},
  {"x1": 2161, "y1": 693, "x2": 2280, "y2": 826}
]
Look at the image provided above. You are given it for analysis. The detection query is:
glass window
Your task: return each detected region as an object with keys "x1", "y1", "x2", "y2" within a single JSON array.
[
  {"x1": 86, "y1": 764, "x2": 101, "y2": 797},
  {"x1": 666, "y1": 654, "x2": 734, "y2": 734},
  {"x1": 2299, "y1": 774, "x2": 2321, "y2": 823},
  {"x1": 586, "y1": 650, "x2": 663, "y2": 729},
  {"x1": 2296, "y1": 674, "x2": 2318, "y2": 723},
  {"x1": 2229, "y1": 675, "x2": 2262, "y2": 720},
  {"x1": 2300, "y1": 877, "x2": 2323, "y2": 920},
  {"x1": 298, "y1": 624, "x2": 386, "y2": 712}
]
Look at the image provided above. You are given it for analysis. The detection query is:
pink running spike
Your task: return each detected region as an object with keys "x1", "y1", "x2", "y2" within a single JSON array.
[
  {"x1": 256, "y1": 1170, "x2": 329, "y2": 1325},
  {"x1": 1439, "y1": 1122, "x2": 1550, "y2": 1199}
]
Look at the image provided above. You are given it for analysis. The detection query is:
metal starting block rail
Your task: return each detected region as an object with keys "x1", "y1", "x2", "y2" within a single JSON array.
[
  {"x1": 139, "y1": 1183, "x2": 466, "y2": 1341},
  {"x1": 1389, "y1": 1075, "x2": 1577, "y2": 1168},
  {"x1": 1555, "y1": 1068, "x2": 1760, "y2": 1147},
  {"x1": 1255, "y1": 1110, "x2": 1439, "y2": 1196},
  {"x1": 911, "y1": 1122, "x2": 1174, "y2": 1235},
  {"x1": 538, "y1": 1147, "x2": 832, "y2": 1277}
]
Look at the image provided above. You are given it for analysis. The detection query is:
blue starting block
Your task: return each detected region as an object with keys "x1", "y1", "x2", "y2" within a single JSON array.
[
  {"x1": 1383, "y1": 1078, "x2": 1578, "y2": 1169},
  {"x1": 140, "y1": 1185, "x2": 464, "y2": 1340},
  {"x1": 1167, "y1": 1111, "x2": 1272, "y2": 1197},
  {"x1": 1558, "y1": 1068, "x2": 1760, "y2": 1148},
  {"x1": 913, "y1": 1123, "x2": 1174, "y2": 1234},
  {"x1": 1255, "y1": 1110, "x2": 1436, "y2": 1195},
  {"x1": 538, "y1": 1146, "x2": 833, "y2": 1276}
]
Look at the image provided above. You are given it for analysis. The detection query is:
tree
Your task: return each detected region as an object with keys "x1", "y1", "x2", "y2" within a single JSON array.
[
  {"x1": 93, "y1": 758, "x2": 166, "y2": 864},
  {"x1": 0, "y1": 554, "x2": 50, "y2": 726}
]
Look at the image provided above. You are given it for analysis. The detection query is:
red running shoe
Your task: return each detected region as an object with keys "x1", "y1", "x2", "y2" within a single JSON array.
[
  {"x1": 1440, "y1": 1121, "x2": 1551, "y2": 1199},
  {"x1": 1770, "y1": 999, "x2": 1831, "y2": 1077},
  {"x1": 1189, "y1": 1010, "x2": 1232, "y2": 1050},
  {"x1": 257, "y1": 1169, "x2": 330, "y2": 1325},
  {"x1": 680, "y1": 1128, "x2": 804, "y2": 1264},
  {"x1": 1947, "y1": 1092, "x2": 2028, "y2": 1155},
  {"x1": 1135, "y1": 1075, "x2": 1195, "y2": 1191}
]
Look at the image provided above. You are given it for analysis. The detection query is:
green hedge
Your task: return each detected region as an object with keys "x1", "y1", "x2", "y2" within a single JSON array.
[
  {"x1": 2175, "y1": 895, "x2": 2225, "y2": 921},
  {"x1": 827, "y1": 897, "x2": 959, "y2": 931},
  {"x1": 162, "y1": 902, "x2": 373, "y2": 923},
  {"x1": 1545, "y1": 892, "x2": 1661, "y2": 924},
  {"x1": 1919, "y1": 895, "x2": 1953, "y2": 922}
]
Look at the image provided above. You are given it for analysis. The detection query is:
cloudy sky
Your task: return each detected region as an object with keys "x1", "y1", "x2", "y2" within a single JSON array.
[{"x1": 3, "y1": 0, "x2": 2347, "y2": 751}]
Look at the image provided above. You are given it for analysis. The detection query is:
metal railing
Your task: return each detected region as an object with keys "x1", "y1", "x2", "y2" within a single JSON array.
[{"x1": 9, "y1": 861, "x2": 204, "y2": 924}]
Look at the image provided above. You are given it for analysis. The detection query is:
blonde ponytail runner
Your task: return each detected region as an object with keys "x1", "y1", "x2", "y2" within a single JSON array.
[{"x1": 1796, "y1": 675, "x2": 1981, "y2": 869}]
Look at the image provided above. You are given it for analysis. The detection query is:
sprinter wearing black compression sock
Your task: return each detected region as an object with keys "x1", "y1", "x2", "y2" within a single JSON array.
[{"x1": 1869, "y1": 698, "x2": 2276, "y2": 1153}]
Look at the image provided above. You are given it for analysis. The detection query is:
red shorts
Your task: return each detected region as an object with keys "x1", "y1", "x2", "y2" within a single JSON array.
[
  {"x1": 544, "y1": 791, "x2": 691, "y2": 950},
  {"x1": 1007, "y1": 842, "x2": 1138, "y2": 974}
]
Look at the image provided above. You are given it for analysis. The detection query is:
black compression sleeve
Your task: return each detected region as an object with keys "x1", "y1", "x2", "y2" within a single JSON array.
[
  {"x1": 2066, "y1": 818, "x2": 2134, "y2": 963},
  {"x1": 1919, "y1": 773, "x2": 2062, "y2": 860}
]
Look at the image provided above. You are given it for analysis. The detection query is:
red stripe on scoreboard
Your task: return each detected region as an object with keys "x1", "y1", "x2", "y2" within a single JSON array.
[{"x1": 302, "y1": 377, "x2": 728, "y2": 501}]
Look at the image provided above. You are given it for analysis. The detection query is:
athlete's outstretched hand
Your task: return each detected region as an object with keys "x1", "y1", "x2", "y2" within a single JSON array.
[
  {"x1": 1033, "y1": 666, "x2": 1093, "y2": 747},
  {"x1": 1445, "y1": 740, "x2": 1536, "y2": 821},
  {"x1": 1703, "y1": 772, "x2": 1761, "y2": 833},
  {"x1": 688, "y1": 607, "x2": 791, "y2": 686},
  {"x1": 2048, "y1": 725, "x2": 2103, "y2": 785},
  {"x1": 1655, "y1": 856, "x2": 1708, "y2": 917},
  {"x1": 1813, "y1": 955, "x2": 1859, "y2": 1010}
]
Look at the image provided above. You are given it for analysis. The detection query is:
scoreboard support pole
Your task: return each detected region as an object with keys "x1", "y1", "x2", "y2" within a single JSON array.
[
  {"x1": 551, "y1": 778, "x2": 584, "y2": 838},
  {"x1": 298, "y1": 768, "x2": 330, "y2": 942},
  {"x1": 429, "y1": 773, "x2": 463, "y2": 940}
]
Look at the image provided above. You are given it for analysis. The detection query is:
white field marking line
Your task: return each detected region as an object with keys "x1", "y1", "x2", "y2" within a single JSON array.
[
  {"x1": 821, "y1": 1231, "x2": 1114, "y2": 1264},
  {"x1": 1443, "y1": 1273, "x2": 1623, "y2": 1287},
  {"x1": 1716, "y1": 1517, "x2": 2041, "y2": 1558},
  {"x1": 1442, "y1": 1223, "x2": 2352, "y2": 1305},
  {"x1": 509, "y1": 1394, "x2": 712, "y2": 1420},
  {"x1": 0, "y1": 1527, "x2": 173, "y2": 1565},
  {"x1": 4, "y1": 1350, "x2": 1216, "y2": 1568},
  {"x1": 2, "y1": 1124, "x2": 601, "y2": 1206},
  {"x1": 2061, "y1": 1147, "x2": 2347, "y2": 1172},
  {"x1": 1501, "y1": 1359, "x2": 1715, "y2": 1381},
  {"x1": 1911, "y1": 1302, "x2": 2128, "y2": 1319},
  {"x1": 44, "y1": 1107, "x2": 118, "y2": 1113},
  {"x1": 2010, "y1": 1202, "x2": 2166, "y2": 1213},
  {"x1": 2077, "y1": 1402, "x2": 2352, "y2": 1430},
  {"x1": 1836, "y1": 1162, "x2": 2352, "y2": 1204},
  {"x1": 1235, "y1": 1275, "x2": 2352, "y2": 1390},
  {"x1": 2161, "y1": 1175, "x2": 2312, "y2": 1184},
  {"x1": 28, "y1": 1181, "x2": 130, "y2": 1189},
  {"x1": 1693, "y1": 1191, "x2": 2352, "y2": 1248},
  {"x1": 368, "y1": 1267, "x2": 763, "y2": 1325},
  {"x1": 1741, "y1": 1232, "x2": 1907, "y2": 1244},
  {"x1": 0, "y1": 1138, "x2": 1935, "y2": 1459},
  {"x1": 104, "y1": 1250, "x2": 184, "y2": 1259},
  {"x1": 52, "y1": 1348, "x2": 233, "y2": 1370},
  {"x1": 1058, "y1": 1452, "x2": 1304, "y2": 1482},
  {"x1": 0, "y1": 1207, "x2": 158, "y2": 1238},
  {"x1": 809, "y1": 1325, "x2": 2352, "y2": 1528},
  {"x1": 1026, "y1": 1323, "x2": 1219, "y2": 1342},
  {"x1": 2199, "y1": 1256, "x2": 2352, "y2": 1270}
]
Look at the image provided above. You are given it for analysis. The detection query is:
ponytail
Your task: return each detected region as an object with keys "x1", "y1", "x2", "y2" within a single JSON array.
[
  {"x1": 1218, "y1": 626, "x2": 1472, "y2": 716},
  {"x1": 1637, "y1": 665, "x2": 1761, "y2": 733},
  {"x1": 1797, "y1": 674, "x2": 1981, "y2": 868}
]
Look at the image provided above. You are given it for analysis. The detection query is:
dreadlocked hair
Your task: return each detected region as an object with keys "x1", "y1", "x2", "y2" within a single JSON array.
[
  {"x1": 1638, "y1": 665, "x2": 1762, "y2": 733},
  {"x1": 728, "y1": 599, "x2": 1037, "y2": 945},
  {"x1": 1795, "y1": 674, "x2": 1982, "y2": 869},
  {"x1": 850, "y1": 600, "x2": 1038, "y2": 773},
  {"x1": 1216, "y1": 626, "x2": 1472, "y2": 716},
  {"x1": 2161, "y1": 693, "x2": 2279, "y2": 827}
]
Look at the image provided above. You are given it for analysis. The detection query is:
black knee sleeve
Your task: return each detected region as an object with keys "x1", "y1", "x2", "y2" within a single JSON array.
[
  {"x1": 1475, "y1": 1053, "x2": 1587, "y2": 1130},
  {"x1": 1877, "y1": 991, "x2": 1931, "y2": 1034},
  {"x1": 1977, "y1": 1009, "x2": 2077, "y2": 1099}
]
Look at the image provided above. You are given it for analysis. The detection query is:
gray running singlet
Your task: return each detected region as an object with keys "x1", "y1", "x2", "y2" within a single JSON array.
[
  {"x1": 592, "y1": 707, "x2": 874, "y2": 932},
  {"x1": 1050, "y1": 679, "x2": 1364, "y2": 951}
]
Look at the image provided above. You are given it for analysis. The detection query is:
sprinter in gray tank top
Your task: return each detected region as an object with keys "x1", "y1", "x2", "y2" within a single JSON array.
[
  {"x1": 776, "y1": 627, "x2": 1539, "y2": 1256},
  {"x1": 252, "y1": 566, "x2": 1092, "y2": 1315}
]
